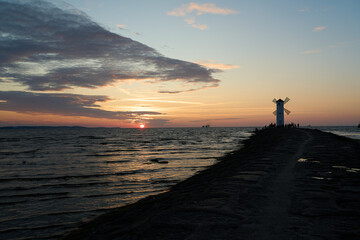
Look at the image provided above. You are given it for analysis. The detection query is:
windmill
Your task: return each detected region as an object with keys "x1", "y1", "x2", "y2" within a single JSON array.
[{"x1": 272, "y1": 97, "x2": 290, "y2": 127}]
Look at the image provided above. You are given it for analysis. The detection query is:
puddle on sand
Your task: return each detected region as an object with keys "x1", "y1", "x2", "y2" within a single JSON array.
[
  {"x1": 297, "y1": 158, "x2": 321, "y2": 164},
  {"x1": 298, "y1": 158, "x2": 308, "y2": 163},
  {"x1": 332, "y1": 165, "x2": 347, "y2": 169},
  {"x1": 312, "y1": 176, "x2": 332, "y2": 180},
  {"x1": 332, "y1": 166, "x2": 360, "y2": 173}
]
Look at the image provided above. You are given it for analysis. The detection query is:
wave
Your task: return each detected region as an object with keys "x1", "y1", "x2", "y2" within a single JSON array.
[
  {"x1": 196, "y1": 157, "x2": 217, "y2": 160},
  {"x1": 46, "y1": 208, "x2": 108, "y2": 216},
  {"x1": 105, "y1": 160, "x2": 131, "y2": 164},
  {"x1": 0, "y1": 191, "x2": 69, "y2": 199},
  {"x1": 78, "y1": 135, "x2": 105, "y2": 139},
  {"x1": 84, "y1": 191, "x2": 133, "y2": 198},
  {"x1": 0, "y1": 169, "x2": 156, "y2": 182},
  {"x1": 42, "y1": 181, "x2": 113, "y2": 188},
  {"x1": 0, "y1": 200, "x2": 27, "y2": 205},
  {"x1": 0, "y1": 221, "x2": 79, "y2": 239},
  {"x1": 0, "y1": 224, "x2": 64, "y2": 234},
  {"x1": 39, "y1": 196, "x2": 70, "y2": 202},
  {"x1": 85, "y1": 149, "x2": 141, "y2": 157},
  {"x1": 0, "y1": 186, "x2": 42, "y2": 192},
  {"x1": 86, "y1": 153, "x2": 124, "y2": 157},
  {"x1": 151, "y1": 179, "x2": 181, "y2": 184},
  {"x1": 0, "y1": 181, "x2": 109, "y2": 192},
  {"x1": 0, "y1": 137, "x2": 21, "y2": 142},
  {"x1": 0, "y1": 149, "x2": 39, "y2": 155},
  {"x1": 147, "y1": 158, "x2": 168, "y2": 164}
]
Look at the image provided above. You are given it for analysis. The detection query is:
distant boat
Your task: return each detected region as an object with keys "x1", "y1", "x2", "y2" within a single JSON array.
[
  {"x1": 202, "y1": 125, "x2": 210, "y2": 128},
  {"x1": 358, "y1": 123, "x2": 360, "y2": 128}
]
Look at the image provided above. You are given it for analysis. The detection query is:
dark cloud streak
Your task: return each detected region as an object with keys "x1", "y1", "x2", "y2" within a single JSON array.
[
  {"x1": 0, "y1": 91, "x2": 162, "y2": 120},
  {"x1": 0, "y1": 0, "x2": 220, "y2": 92}
]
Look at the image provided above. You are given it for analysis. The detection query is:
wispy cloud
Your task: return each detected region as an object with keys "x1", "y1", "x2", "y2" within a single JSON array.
[
  {"x1": 116, "y1": 24, "x2": 141, "y2": 35},
  {"x1": 195, "y1": 60, "x2": 240, "y2": 70},
  {"x1": 184, "y1": 17, "x2": 208, "y2": 29},
  {"x1": 125, "y1": 98, "x2": 203, "y2": 105},
  {"x1": 191, "y1": 23, "x2": 208, "y2": 30},
  {"x1": 190, "y1": 117, "x2": 243, "y2": 123},
  {"x1": 185, "y1": 17, "x2": 196, "y2": 24},
  {"x1": 158, "y1": 83, "x2": 218, "y2": 94},
  {"x1": 0, "y1": 91, "x2": 162, "y2": 120},
  {"x1": 302, "y1": 49, "x2": 321, "y2": 54},
  {"x1": 168, "y1": 2, "x2": 237, "y2": 30},
  {"x1": 116, "y1": 24, "x2": 127, "y2": 30},
  {"x1": 313, "y1": 26, "x2": 327, "y2": 32},
  {"x1": 168, "y1": 2, "x2": 237, "y2": 16}
]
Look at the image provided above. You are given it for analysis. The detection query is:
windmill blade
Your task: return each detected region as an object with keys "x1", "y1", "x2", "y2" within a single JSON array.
[
  {"x1": 273, "y1": 110, "x2": 277, "y2": 116},
  {"x1": 284, "y1": 108, "x2": 291, "y2": 115},
  {"x1": 284, "y1": 97, "x2": 290, "y2": 104},
  {"x1": 272, "y1": 98, "x2": 277, "y2": 103}
]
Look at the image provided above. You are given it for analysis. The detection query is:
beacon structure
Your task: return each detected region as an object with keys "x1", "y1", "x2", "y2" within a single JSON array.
[{"x1": 272, "y1": 97, "x2": 290, "y2": 127}]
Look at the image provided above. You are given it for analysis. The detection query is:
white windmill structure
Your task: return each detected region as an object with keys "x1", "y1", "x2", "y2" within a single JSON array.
[{"x1": 272, "y1": 97, "x2": 290, "y2": 127}]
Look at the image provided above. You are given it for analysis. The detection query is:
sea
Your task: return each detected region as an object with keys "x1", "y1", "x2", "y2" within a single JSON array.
[
  {"x1": 308, "y1": 126, "x2": 360, "y2": 140},
  {"x1": 0, "y1": 127, "x2": 254, "y2": 240}
]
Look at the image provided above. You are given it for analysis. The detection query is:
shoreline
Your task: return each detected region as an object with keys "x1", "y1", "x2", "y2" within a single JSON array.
[{"x1": 64, "y1": 128, "x2": 360, "y2": 239}]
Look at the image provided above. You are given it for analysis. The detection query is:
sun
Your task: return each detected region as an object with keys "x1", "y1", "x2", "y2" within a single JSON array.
[{"x1": 139, "y1": 124, "x2": 145, "y2": 129}]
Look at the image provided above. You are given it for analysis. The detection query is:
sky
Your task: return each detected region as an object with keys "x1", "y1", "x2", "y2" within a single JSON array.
[{"x1": 0, "y1": 0, "x2": 359, "y2": 128}]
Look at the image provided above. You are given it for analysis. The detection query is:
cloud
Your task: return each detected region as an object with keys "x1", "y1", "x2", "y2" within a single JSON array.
[
  {"x1": 168, "y1": 2, "x2": 237, "y2": 30},
  {"x1": 185, "y1": 17, "x2": 196, "y2": 24},
  {"x1": 195, "y1": 60, "x2": 240, "y2": 70},
  {"x1": 158, "y1": 88, "x2": 206, "y2": 94},
  {"x1": 158, "y1": 82, "x2": 219, "y2": 94},
  {"x1": 313, "y1": 26, "x2": 327, "y2": 32},
  {"x1": 0, "y1": 0, "x2": 219, "y2": 93},
  {"x1": 0, "y1": 91, "x2": 162, "y2": 120},
  {"x1": 168, "y1": 2, "x2": 237, "y2": 16},
  {"x1": 302, "y1": 49, "x2": 321, "y2": 54},
  {"x1": 140, "y1": 118, "x2": 171, "y2": 128},
  {"x1": 116, "y1": 24, "x2": 142, "y2": 36},
  {"x1": 116, "y1": 24, "x2": 127, "y2": 30},
  {"x1": 126, "y1": 98, "x2": 202, "y2": 105},
  {"x1": 191, "y1": 23, "x2": 208, "y2": 30},
  {"x1": 185, "y1": 17, "x2": 207, "y2": 30},
  {"x1": 190, "y1": 117, "x2": 243, "y2": 123}
]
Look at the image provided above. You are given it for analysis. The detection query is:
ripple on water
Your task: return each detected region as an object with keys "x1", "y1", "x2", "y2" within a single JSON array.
[{"x1": 0, "y1": 127, "x2": 254, "y2": 239}]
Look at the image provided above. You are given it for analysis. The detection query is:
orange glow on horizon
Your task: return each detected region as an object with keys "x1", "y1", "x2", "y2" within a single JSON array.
[{"x1": 139, "y1": 124, "x2": 145, "y2": 129}]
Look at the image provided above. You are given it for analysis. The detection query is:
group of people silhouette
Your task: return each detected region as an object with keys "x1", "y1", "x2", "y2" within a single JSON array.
[{"x1": 262, "y1": 122, "x2": 300, "y2": 129}]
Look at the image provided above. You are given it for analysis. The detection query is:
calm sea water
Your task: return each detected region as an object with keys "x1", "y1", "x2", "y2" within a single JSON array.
[
  {"x1": 308, "y1": 126, "x2": 360, "y2": 140},
  {"x1": 0, "y1": 127, "x2": 254, "y2": 239}
]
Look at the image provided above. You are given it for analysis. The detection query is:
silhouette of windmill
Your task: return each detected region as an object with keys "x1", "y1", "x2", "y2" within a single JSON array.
[{"x1": 273, "y1": 97, "x2": 290, "y2": 127}]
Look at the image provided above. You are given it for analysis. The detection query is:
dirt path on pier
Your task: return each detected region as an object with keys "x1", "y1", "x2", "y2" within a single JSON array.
[{"x1": 253, "y1": 130, "x2": 313, "y2": 239}]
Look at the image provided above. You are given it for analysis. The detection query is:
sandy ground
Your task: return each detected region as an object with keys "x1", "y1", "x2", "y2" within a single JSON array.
[{"x1": 64, "y1": 128, "x2": 360, "y2": 240}]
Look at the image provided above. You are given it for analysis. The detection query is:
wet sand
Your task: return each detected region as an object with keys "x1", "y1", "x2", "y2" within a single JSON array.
[{"x1": 64, "y1": 128, "x2": 360, "y2": 240}]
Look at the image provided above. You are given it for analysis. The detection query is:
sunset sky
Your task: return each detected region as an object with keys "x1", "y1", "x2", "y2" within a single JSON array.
[{"x1": 0, "y1": 0, "x2": 359, "y2": 127}]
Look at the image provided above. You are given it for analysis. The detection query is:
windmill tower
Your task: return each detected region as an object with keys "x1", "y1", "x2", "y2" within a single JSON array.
[{"x1": 272, "y1": 97, "x2": 290, "y2": 127}]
